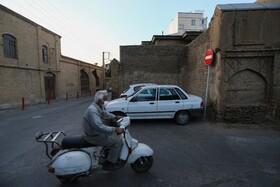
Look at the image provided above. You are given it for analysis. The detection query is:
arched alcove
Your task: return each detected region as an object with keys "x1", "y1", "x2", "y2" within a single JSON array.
[{"x1": 226, "y1": 69, "x2": 267, "y2": 105}]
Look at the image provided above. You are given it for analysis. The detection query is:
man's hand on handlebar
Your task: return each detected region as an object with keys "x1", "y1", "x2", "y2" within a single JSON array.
[{"x1": 115, "y1": 127, "x2": 124, "y2": 135}]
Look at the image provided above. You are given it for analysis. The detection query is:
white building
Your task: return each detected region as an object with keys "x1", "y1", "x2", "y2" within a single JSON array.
[{"x1": 166, "y1": 11, "x2": 207, "y2": 35}]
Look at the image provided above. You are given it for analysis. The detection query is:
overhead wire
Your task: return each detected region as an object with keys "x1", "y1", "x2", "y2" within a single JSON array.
[
  {"x1": 28, "y1": 0, "x2": 92, "y2": 51},
  {"x1": 39, "y1": 0, "x2": 90, "y2": 42},
  {"x1": 8, "y1": 0, "x2": 119, "y2": 62},
  {"x1": 39, "y1": 0, "x2": 110, "y2": 62}
]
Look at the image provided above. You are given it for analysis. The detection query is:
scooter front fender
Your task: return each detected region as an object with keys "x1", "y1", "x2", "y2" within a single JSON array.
[{"x1": 127, "y1": 143, "x2": 153, "y2": 164}]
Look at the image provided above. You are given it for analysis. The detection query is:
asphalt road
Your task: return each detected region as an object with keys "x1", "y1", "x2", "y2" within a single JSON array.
[{"x1": 0, "y1": 96, "x2": 280, "y2": 187}]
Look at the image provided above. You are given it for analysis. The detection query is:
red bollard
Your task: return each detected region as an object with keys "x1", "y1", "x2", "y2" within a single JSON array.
[
  {"x1": 66, "y1": 92, "x2": 68, "y2": 101},
  {"x1": 22, "y1": 97, "x2": 25, "y2": 111}
]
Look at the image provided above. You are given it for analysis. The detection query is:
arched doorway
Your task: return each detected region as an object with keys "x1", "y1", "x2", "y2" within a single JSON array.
[
  {"x1": 44, "y1": 72, "x2": 56, "y2": 101},
  {"x1": 81, "y1": 70, "x2": 89, "y2": 95}
]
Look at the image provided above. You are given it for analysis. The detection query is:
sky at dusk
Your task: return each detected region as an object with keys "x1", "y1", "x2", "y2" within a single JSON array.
[{"x1": 0, "y1": 0, "x2": 255, "y2": 65}]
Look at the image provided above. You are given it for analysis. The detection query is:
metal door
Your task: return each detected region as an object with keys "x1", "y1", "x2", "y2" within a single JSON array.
[{"x1": 44, "y1": 72, "x2": 56, "y2": 101}]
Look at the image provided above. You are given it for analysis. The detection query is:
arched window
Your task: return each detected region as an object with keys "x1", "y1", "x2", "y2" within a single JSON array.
[
  {"x1": 42, "y1": 45, "x2": 48, "y2": 63},
  {"x1": 2, "y1": 34, "x2": 17, "y2": 59}
]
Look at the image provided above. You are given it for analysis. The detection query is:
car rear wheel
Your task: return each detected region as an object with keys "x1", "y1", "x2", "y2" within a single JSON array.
[{"x1": 174, "y1": 111, "x2": 191, "y2": 125}]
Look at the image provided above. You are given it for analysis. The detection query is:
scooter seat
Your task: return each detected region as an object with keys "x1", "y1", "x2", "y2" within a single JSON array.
[{"x1": 61, "y1": 135, "x2": 97, "y2": 149}]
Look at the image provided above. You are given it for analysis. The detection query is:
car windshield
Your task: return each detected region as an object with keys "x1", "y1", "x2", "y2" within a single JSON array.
[
  {"x1": 127, "y1": 88, "x2": 143, "y2": 98},
  {"x1": 122, "y1": 86, "x2": 131, "y2": 94}
]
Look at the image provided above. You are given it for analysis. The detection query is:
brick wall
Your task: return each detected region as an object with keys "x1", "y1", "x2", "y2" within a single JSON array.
[
  {"x1": 119, "y1": 45, "x2": 187, "y2": 95},
  {"x1": 184, "y1": 30, "x2": 210, "y2": 98}
]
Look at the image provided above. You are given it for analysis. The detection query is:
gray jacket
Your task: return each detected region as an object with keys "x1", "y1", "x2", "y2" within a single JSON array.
[{"x1": 82, "y1": 103, "x2": 116, "y2": 143}]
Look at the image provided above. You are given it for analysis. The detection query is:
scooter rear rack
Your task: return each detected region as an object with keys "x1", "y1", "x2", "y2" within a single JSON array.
[{"x1": 35, "y1": 131, "x2": 66, "y2": 159}]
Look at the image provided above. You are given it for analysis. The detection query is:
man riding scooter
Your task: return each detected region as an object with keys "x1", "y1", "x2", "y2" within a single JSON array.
[{"x1": 82, "y1": 90, "x2": 123, "y2": 170}]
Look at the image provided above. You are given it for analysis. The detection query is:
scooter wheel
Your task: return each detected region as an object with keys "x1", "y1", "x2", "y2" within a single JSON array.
[
  {"x1": 130, "y1": 156, "x2": 153, "y2": 173},
  {"x1": 56, "y1": 175, "x2": 78, "y2": 182}
]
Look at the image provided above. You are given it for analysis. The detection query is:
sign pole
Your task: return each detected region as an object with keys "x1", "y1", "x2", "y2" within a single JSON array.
[
  {"x1": 204, "y1": 65, "x2": 210, "y2": 120},
  {"x1": 203, "y1": 49, "x2": 213, "y2": 120}
]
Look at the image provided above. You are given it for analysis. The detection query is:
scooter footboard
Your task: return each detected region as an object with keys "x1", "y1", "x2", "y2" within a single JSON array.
[{"x1": 127, "y1": 143, "x2": 153, "y2": 163}]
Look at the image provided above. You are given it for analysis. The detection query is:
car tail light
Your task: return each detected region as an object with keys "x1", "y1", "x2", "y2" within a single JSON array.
[{"x1": 200, "y1": 101, "x2": 204, "y2": 108}]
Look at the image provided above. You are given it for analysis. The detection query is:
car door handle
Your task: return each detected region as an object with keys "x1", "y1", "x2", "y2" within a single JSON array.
[
  {"x1": 175, "y1": 101, "x2": 180, "y2": 103},
  {"x1": 149, "y1": 102, "x2": 155, "y2": 105}
]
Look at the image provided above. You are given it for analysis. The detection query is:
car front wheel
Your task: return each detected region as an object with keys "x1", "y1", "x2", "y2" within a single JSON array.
[{"x1": 174, "y1": 111, "x2": 191, "y2": 125}]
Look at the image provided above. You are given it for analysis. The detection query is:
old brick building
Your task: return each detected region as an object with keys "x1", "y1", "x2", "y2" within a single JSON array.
[
  {"x1": 112, "y1": 1, "x2": 280, "y2": 123},
  {"x1": 0, "y1": 5, "x2": 104, "y2": 109}
]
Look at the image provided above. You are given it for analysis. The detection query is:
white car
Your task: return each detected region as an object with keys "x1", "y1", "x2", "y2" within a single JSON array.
[
  {"x1": 105, "y1": 85, "x2": 204, "y2": 125},
  {"x1": 120, "y1": 83, "x2": 157, "y2": 98}
]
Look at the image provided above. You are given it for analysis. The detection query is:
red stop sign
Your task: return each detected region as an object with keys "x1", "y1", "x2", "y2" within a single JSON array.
[{"x1": 204, "y1": 49, "x2": 213, "y2": 65}]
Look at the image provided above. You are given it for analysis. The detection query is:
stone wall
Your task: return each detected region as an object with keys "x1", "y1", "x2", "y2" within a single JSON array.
[
  {"x1": 224, "y1": 105, "x2": 267, "y2": 123},
  {"x1": 208, "y1": 5, "x2": 280, "y2": 123},
  {"x1": 0, "y1": 67, "x2": 43, "y2": 108}
]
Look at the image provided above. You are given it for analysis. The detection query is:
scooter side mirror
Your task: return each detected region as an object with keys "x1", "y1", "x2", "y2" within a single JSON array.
[{"x1": 119, "y1": 117, "x2": 130, "y2": 128}]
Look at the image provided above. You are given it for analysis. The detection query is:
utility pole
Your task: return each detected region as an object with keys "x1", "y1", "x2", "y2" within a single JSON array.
[{"x1": 102, "y1": 52, "x2": 110, "y2": 89}]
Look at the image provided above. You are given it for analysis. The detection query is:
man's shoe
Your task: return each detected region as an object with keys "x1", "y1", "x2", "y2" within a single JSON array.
[
  {"x1": 116, "y1": 160, "x2": 125, "y2": 167},
  {"x1": 102, "y1": 161, "x2": 118, "y2": 171}
]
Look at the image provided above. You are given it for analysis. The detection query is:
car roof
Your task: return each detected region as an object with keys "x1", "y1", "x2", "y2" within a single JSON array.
[
  {"x1": 140, "y1": 85, "x2": 180, "y2": 89},
  {"x1": 136, "y1": 85, "x2": 189, "y2": 94},
  {"x1": 130, "y1": 83, "x2": 157, "y2": 87}
]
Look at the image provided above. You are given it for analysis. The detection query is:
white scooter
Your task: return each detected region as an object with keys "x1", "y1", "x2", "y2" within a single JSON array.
[{"x1": 35, "y1": 117, "x2": 153, "y2": 182}]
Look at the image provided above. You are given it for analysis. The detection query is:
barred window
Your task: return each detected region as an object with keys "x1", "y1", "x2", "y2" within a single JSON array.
[{"x1": 2, "y1": 34, "x2": 17, "y2": 59}]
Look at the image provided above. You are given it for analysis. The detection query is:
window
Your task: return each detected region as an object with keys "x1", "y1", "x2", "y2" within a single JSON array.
[
  {"x1": 2, "y1": 34, "x2": 17, "y2": 59},
  {"x1": 134, "y1": 88, "x2": 156, "y2": 102},
  {"x1": 159, "y1": 88, "x2": 180, "y2": 100},
  {"x1": 134, "y1": 86, "x2": 143, "y2": 92},
  {"x1": 191, "y1": 19, "x2": 196, "y2": 26},
  {"x1": 42, "y1": 45, "x2": 48, "y2": 63},
  {"x1": 174, "y1": 88, "x2": 188, "y2": 99},
  {"x1": 179, "y1": 24, "x2": 184, "y2": 30}
]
